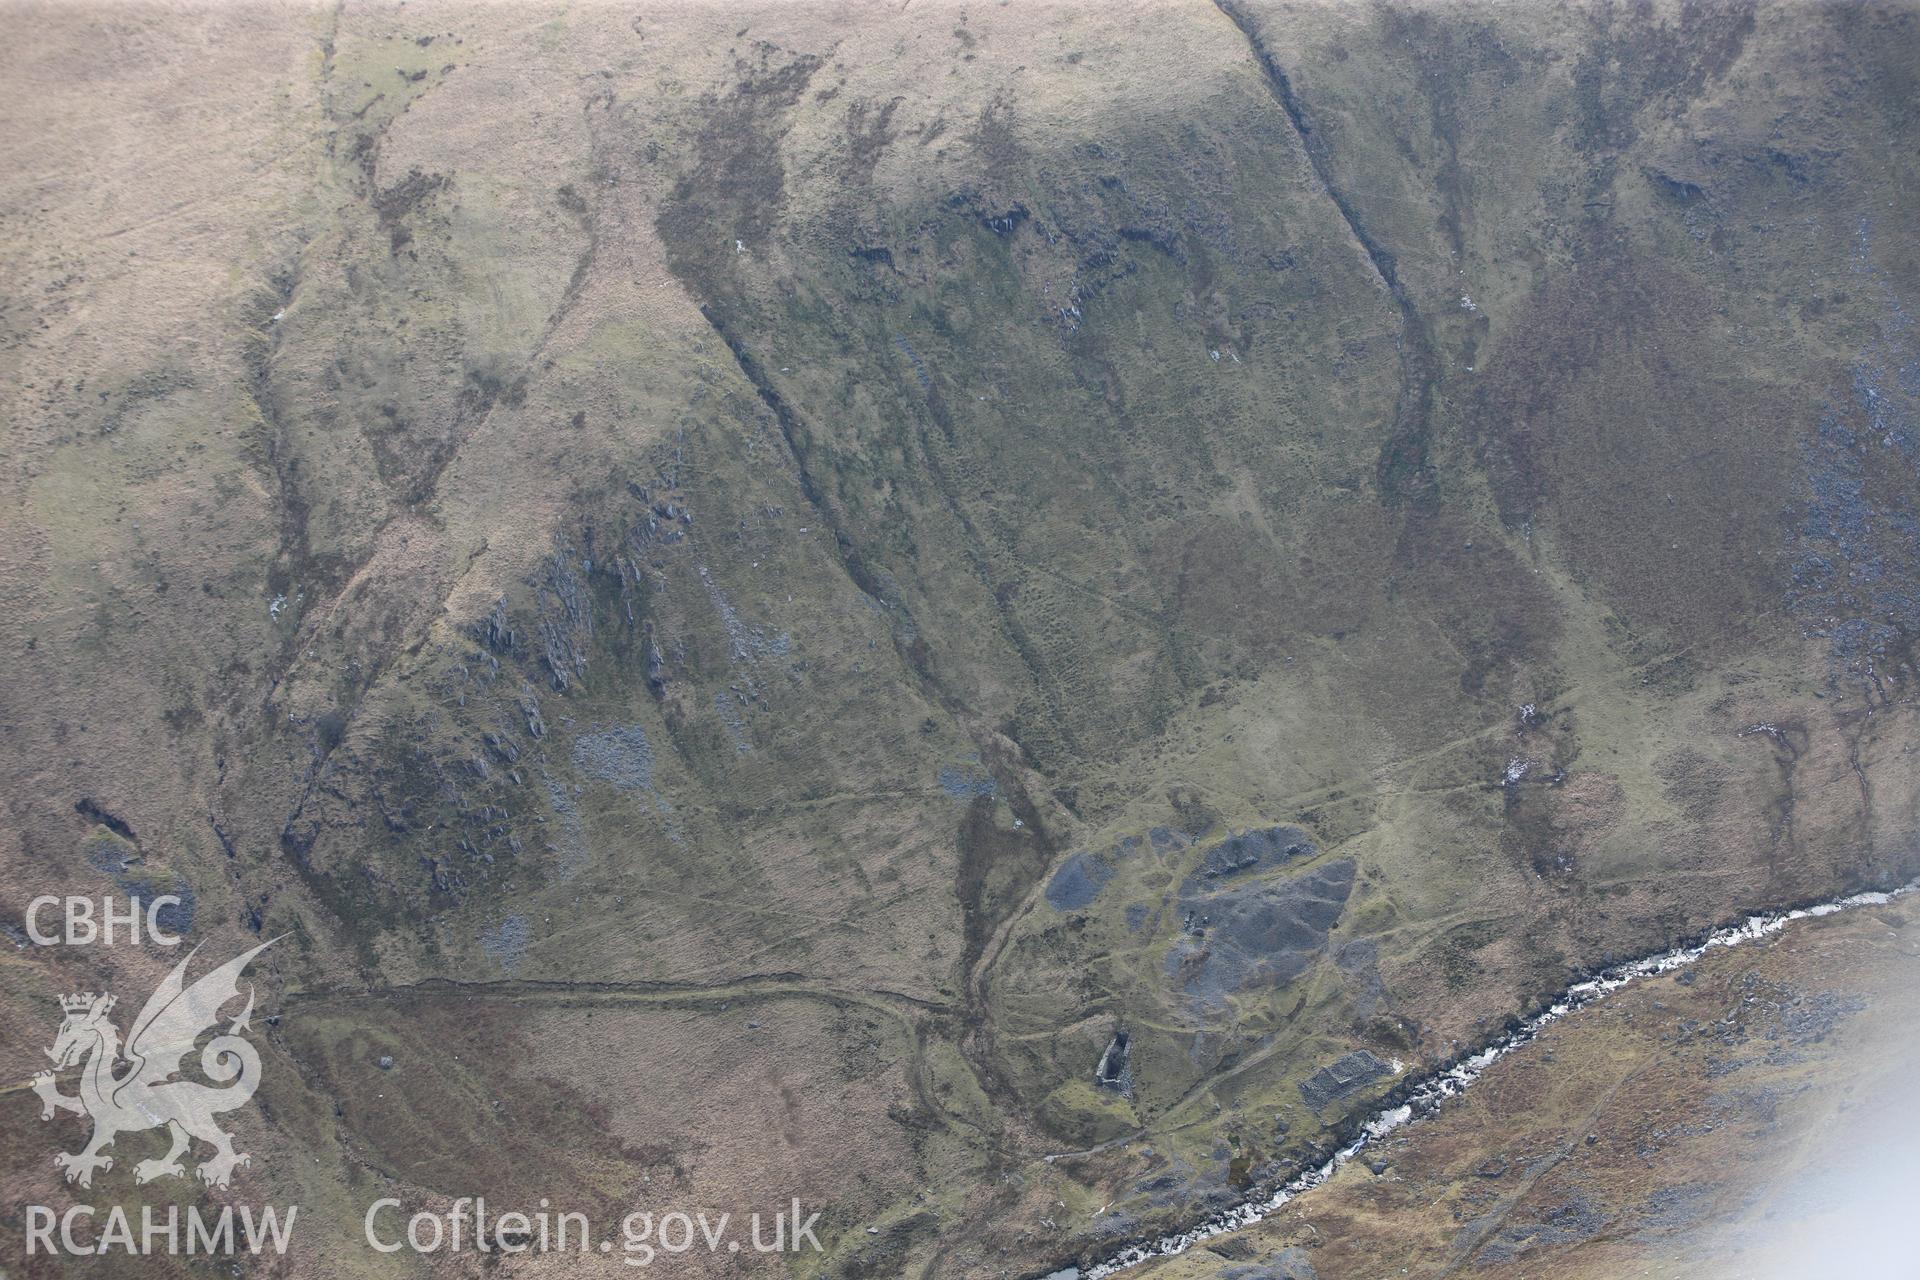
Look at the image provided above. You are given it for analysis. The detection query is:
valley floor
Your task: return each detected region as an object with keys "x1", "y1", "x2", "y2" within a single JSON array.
[{"x1": 1127, "y1": 891, "x2": 1920, "y2": 1279}]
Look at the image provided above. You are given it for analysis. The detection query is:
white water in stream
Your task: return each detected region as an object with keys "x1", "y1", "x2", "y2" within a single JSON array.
[{"x1": 1070, "y1": 880, "x2": 1918, "y2": 1279}]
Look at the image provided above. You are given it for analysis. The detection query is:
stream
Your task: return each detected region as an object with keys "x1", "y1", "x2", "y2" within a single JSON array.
[{"x1": 1066, "y1": 879, "x2": 1919, "y2": 1279}]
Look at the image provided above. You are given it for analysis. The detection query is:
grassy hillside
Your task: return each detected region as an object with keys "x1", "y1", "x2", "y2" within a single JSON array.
[{"x1": 1, "y1": 1, "x2": 1917, "y2": 1275}]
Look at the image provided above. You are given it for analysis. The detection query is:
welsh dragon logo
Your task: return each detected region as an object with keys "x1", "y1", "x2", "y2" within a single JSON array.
[{"x1": 31, "y1": 939, "x2": 276, "y2": 1189}]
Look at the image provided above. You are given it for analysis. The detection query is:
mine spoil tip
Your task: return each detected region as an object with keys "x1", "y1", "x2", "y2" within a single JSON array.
[{"x1": 1065, "y1": 876, "x2": 1918, "y2": 1280}]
